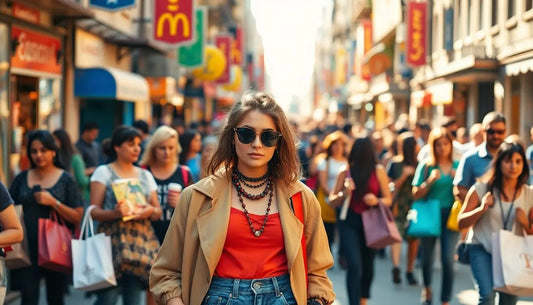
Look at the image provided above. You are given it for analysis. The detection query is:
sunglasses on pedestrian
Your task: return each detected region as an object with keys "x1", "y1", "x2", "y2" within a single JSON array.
[
  {"x1": 234, "y1": 127, "x2": 282, "y2": 147},
  {"x1": 485, "y1": 128, "x2": 505, "y2": 136}
]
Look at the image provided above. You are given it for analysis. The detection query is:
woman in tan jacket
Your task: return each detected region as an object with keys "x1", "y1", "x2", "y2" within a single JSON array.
[{"x1": 150, "y1": 91, "x2": 335, "y2": 305}]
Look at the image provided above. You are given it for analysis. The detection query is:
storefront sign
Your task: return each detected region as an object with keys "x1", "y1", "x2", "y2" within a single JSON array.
[
  {"x1": 153, "y1": 0, "x2": 194, "y2": 45},
  {"x1": 362, "y1": 21, "x2": 372, "y2": 80},
  {"x1": 191, "y1": 45, "x2": 226, "y2": 81},
  {"x1": 89, "y1": 0, "x2": 135, "y2": 11},
  {"x1": 12, "y1": 3, "x2": 39, "y2": 24},
  {"x1": 406, "y1": 1, "x2": 427, "y2": 67},
  {"x1": 215, "y1": 34, "x2": 232, "y2": 84},
  {"x1": 178, "y1": 6, "x2": 206, "y2": 68},
  {"x1": 75, "y1": 29, "x2": 104, "y2": 68},
  {"x1": 230, "y1": 27, "x2": 243, "y2": 65},
  {"x1": 11, "y1": 26, "x2": 61, "y2": 76}
]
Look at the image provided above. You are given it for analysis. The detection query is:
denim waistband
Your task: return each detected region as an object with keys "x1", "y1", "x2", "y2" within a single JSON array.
[{"x1": 209, "y1": 274, "x2": 291, "y2": 297}]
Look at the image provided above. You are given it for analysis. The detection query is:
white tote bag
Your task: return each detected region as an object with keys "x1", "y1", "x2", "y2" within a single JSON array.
[
  {"x1": 71, "y1": 206, "x2": 117, "y2": 291},
  {"x1": 492, "y1": 230, "x2": 533, "y2": 297}
]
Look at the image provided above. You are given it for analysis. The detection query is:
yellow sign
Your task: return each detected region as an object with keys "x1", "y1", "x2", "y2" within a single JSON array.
[{"x1": 191, "y1": 45, "x2": 227, "y2": 81}]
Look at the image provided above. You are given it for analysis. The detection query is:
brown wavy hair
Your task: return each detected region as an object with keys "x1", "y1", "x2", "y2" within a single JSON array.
[
  {"x1": 207, "y1": 91, "x2": 301, "y2": 185},
  {"x1": 427, "y1": 127, "x2": 454, "y2": 167}
]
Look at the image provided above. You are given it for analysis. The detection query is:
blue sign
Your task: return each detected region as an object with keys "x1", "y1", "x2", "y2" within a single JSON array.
[{"x1": 89, "y1": 0, "x2": 135, "y2": 11}]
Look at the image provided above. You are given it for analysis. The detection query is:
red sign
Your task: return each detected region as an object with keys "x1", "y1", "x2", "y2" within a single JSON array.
[
  {"x1": 12, "y1": 2, "x2": 40, "y2": 23},
  {"x1": 407, "y1": 1, "x2": 427, "y2": 67},
  {"x1": 153, "y1": 0, "x2": 193, "y2": 45},
  {"x1": 215, "y1": 34, "x2": 232, "y2": 84},
  {"x1": 231, "y1": 27, "x2": 243, "y2": 65},
  {"x1": 11, "y1": 26, "x2": 61, "y2": 75}
]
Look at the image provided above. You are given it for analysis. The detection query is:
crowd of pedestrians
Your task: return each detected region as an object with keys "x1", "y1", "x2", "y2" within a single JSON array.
[{"x1": 0, "y1": 90, "x2": 533, "y2": 305}]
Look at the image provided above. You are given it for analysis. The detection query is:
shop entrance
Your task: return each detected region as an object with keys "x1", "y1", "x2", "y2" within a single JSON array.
[{"x1": 10, "y1": 75, "x2": 38, "y2": 174}]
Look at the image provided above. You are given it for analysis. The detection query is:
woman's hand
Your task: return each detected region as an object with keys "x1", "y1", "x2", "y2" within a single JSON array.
[
  {"x1": 133, "y1": 204, "x2": 155, "y2": 220},
  {"x1": 167, "y1": 192, "x2": 180, "y2": 208},
  {"x1": 116, "y1": 200, "x2": 134, "y2": 217},
  {"x1": 516, "y1": 207, "x2": 533, "y2": 235},
  {"x1": 167, "y1": 297, "x2": 185, "y2": 305},
  {"x1": 480, "y1": 191, "x2": 494, "y2": 211},
  {"x1": 34, "y1": 190, "x2": 56, "y2": 207},
  {"x1": 427, "y1": 169, "x2": 441, "y2": 184},
  {"x1": 363, "y1": 193, "x2": 379, "y2": 206}
]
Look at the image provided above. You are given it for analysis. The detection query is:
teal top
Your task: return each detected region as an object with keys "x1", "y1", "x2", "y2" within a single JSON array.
[
  {"x1": 412, "y1": 161, "x2": 459, "y2": 208},
  {"x1": 71, "y1": 153, "x2": 90, "y2": 202}
]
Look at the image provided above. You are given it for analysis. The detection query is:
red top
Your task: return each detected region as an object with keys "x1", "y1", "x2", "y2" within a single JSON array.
[
  {"x1": 214, "y1": 207, "x2": 288, "y2": 279},
  {"x1": 351, "y1": 171, "x2": 380, "y2": 214}
]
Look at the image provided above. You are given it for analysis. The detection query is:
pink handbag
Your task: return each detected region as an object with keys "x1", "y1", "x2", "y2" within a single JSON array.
[
  {"x1": 38, "y1": 211, "x2": 73, "y2": 273},
  {"x1": 362, "y1": 203, "x2": 402, "y2": 249}
]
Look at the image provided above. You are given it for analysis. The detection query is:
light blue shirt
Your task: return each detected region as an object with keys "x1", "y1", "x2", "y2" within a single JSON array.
[{"x1": 453, "y1": 143, "x2": 493, "y2": 188}]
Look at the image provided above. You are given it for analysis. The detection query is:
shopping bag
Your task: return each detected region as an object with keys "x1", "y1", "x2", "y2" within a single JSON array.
[
  {"x1": 316, "y1": 187, "x2": 336, "y2": 223},
  {"x1": 362, "y1": 203, "x2": 402, "y2": 249},
  {"x1": 38, "y1": 211, "x2": 72, "y2": 273},
  {"x1": 492, "y1": 230, "x2": 533, "y2": 296},
  {"x1": 5, "y1": 205, "x2": 31, "y2": 269},
  {"x1": 406, "y1": 198, "x2": 441, "y2": 237},
  {"x1": 72, "y1": 206, "x2": 116, "y2": 291},
  {"x1": 446, "y1": 200, "x2": 462, "y2": 232}
]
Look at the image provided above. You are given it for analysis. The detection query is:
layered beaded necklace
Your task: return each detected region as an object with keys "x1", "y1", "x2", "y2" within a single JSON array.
[{"x1": 232, "y1": 168, "x2": 273, "y2": 237}]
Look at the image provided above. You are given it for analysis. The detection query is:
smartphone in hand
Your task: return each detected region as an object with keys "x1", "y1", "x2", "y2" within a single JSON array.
[{"x1": 32, "y1": 185, "x2": 41, "y2": 193}]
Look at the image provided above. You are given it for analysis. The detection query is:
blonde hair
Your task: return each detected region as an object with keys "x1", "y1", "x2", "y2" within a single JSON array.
[{"x1": 140, "y1": 125, "x2": 181, "y2": 166}]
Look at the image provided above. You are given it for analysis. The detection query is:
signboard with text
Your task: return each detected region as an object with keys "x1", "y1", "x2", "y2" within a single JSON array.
[
  {"x1": 11, "y1": 26, "x2": 62, "y2": 76},
  {"x1": 12, "y1": 2, "x2": 39, "y2": 23},
  {"x1": 89, "y1": 0, "x2": 135, "y2": 11},
  {"x1": 215, "y1": 34, "x2": 232, "y2": 84},
  {"x1": 178, "y1": 6, "x2": 206, "y2": 68},
  {"x1": 406, "y1": 1, "x2": 427, "y2": 67},
  {"x1": 153, "y1": 0, "x2": 194, "y2": 45},
  {"x1": 230, "y1": 27, "x2": 243, "y2": 65}
]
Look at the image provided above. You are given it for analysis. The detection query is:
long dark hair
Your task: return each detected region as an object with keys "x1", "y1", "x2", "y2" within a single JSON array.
[
  {"x1": 53, "y1": 129, "x2": 75, "y2": 171},
  {"x1": 207, "y1": 90, "x2": 301, "y2": 184},
  {"x1": 402, "y1": 134, "x2": 418, "y2": 167},
  {"x1": 27, "y1": 130, "x2": 64, "y2": 169},
  {"x1": 349, "y1": 137, "x2": 377, "y2": 199},
  {"x1": 486, "y1": 141, "x2": 529, "y2": 197},
  {"x1": 179, "y1": 131, "x2": 201, "y2": 165}
]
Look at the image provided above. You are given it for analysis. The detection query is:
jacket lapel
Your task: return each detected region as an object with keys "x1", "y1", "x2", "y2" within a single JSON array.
[
  {"x1": 278, "y1": 183, "x2": 304, "y2": 271},
  {"x1": 195, "y1": 175, "x2": 232, "y2": 277}
]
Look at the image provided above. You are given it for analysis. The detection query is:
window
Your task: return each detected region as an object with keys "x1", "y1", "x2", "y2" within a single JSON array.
[
  {"x1": 491, "y1": 0, "x2": 498, "y2": 26},
  {"x1": 508, "y1": 0, "x2": 515, "y2": 19},
  {"x1": 527, "y1": 0, "x2": 533, "y2": 11}
]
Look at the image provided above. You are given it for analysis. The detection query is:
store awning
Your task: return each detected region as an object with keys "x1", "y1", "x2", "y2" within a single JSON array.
[
  {"x1": 75, "y1": 67, "x2": 149, "y2": 102},
  {"x1": 505, "y1": 57, "x2": 533, "y2": 76},
  {"x1": 23, "y1": 0, "x2": 94, "y2": 18}
]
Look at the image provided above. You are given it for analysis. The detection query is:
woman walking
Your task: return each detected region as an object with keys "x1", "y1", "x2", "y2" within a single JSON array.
[
  {"x1": 412, "y1": 127, "x2": 460, "y2": 305},
  {"x1": 150, "y1": 91, "x2": 335, "y2": 305},
  {"x1": 458, "y1": 141, "x2": 533, "y2": 305}
]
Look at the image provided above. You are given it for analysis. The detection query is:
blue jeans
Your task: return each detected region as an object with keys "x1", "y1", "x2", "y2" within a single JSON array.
[
  {"x1": 94, "y1": 274, "x2": 144, "y2": 305},
  {"x1": 338, "y1": 210, "x2": 375, "y2": 305},
  {"x1": 202, "y1": 274, "x2": 296, "y2": 305},
  {"x1": 469, "y1": 244, "x2": 518, "y2": 305},
  {"x1": 420, "y1": 208, "x2": 460, "y2": 303}
]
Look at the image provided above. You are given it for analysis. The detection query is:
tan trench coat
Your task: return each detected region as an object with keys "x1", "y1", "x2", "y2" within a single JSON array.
[{"x1": 150, "y1": 171, "x2": 335, "y2": 305}]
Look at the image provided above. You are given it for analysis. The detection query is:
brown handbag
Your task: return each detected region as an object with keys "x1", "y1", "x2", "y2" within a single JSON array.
[
  {"x1": 38, "y1": 211, "x2": 73, "y2": 273},
  {"x1": 4, "y1": 205, "x2": 31, "y2": 269}
]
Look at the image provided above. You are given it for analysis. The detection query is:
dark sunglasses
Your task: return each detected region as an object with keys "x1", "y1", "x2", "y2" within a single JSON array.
[
  {"x1": 485, "y1": 129, "x2": 505, "y2": 135},
  {"x1": 234, "y1": 127, "x2": 282, "y2": 147}
]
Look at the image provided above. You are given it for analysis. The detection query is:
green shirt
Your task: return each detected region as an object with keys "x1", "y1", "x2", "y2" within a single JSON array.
[{"x1": 412, "y1": 161, "x2": 459, "y2": 208}]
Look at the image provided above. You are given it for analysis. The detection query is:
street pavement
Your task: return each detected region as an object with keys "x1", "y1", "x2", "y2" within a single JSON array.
[{"x1": 7, "y1": 244, "x2": 533, "y2": 305}]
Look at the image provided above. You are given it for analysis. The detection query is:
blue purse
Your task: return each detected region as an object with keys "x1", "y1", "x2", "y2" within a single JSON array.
[
  {"x1": 406, "y1": 164, "x2": 442, "y2": 237},
  {"x1": 406, "y1": 198, "x2": 441, "y2": 236}
]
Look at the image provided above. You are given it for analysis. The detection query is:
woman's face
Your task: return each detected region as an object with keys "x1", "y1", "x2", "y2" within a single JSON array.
[
  {"x1": 434, "y1": 137, "x2": 452, "y2": 160},
  {"x1": 154, "y1": 137, "x2": 177, "y2": 165},
  {"x1": 30, "y1": 139, "x2": 55, "y2": 168},
  {"x1": 234, "y1": 110, "x2": 279, "y2": 174},
  {"x1": 115, "y1": 137, "x2": 141, "y2": 164},
  {"x1": 330, "y1": 140, "x2": 345, "y2": 158},
  {"x1": 190, "y1": 134, "x2": 202, "y2": 154},
  {"x1": 500, "y1": 152, "x2": 524, "y2": 181}
]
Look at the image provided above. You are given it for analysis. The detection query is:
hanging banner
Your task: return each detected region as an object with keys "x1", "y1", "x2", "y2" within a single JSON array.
[
  {"x1": 229, "y1": 27, "x2": 243, "y2": 65},
  {"x1": 215, "y1": 34, "x2": 232, "y2": 84},
  {"x1": 361, "y1": 20, "x2": 372, "y2": 81},
  {"x1": 406, "y1": 1, "x2": 427, "y2": 67},
  {"x1": 178, "y1": 6, "x2": 206, "y2": 68},
  {"x1": 153, "y1": 0, "x2": 194, "y2": 45},
  {"x1": 89, "y1": 0, "x2": 135, "y2": 11}
]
